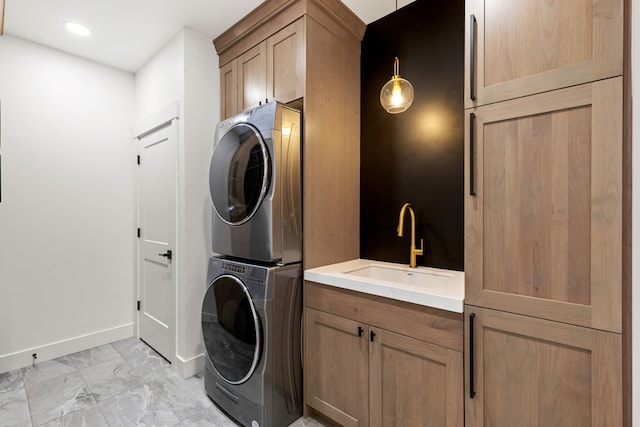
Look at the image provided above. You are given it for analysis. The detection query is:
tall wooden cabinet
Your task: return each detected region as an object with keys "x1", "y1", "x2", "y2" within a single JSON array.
[
  {"x1": 214, "y1": 0, "x2": 364, "y2": 269},
  {"x1": 464, "y1": 0, "x2": 628, "y2": 425}
]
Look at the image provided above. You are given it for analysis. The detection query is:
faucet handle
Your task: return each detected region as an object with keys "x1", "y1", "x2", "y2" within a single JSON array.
[{"x1": 415, "y1": 239, "x2": 424, "y2": 255}]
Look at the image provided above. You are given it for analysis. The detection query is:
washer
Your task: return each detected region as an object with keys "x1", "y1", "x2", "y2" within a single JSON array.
[
  {"x1": 209, "y1": 101, "x2": 302, "y2": 265},
  {"x1": 201, "y1": 256, "x2": 303, "y2": 427}
]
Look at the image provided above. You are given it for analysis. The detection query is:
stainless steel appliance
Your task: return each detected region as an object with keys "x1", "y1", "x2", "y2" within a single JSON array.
[
  {"x1": 209, "y1": 101, "x2": 302, "y2": 265},
  {"x1": 201, "y1": 256, "x2": 303, "y2": 427}
]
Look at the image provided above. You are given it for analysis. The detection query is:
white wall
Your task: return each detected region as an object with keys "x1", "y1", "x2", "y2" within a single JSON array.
[
  {"x1": 135, "y1": 33, "x2": 184, "y2": 122},
  {"x1": 0, "y1": 35, "x2": 136, "y2": 372},
  {"x1": 135, "y1": 27, "x2": 218, "y2": 377},
  {"x1": 179, "y1": 28, "x2": 218, "y2": 376}
]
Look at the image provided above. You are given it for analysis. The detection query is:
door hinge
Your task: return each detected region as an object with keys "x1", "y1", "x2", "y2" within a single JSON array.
[
  {"x1": 137, "y1": 300, "x2": 141, "y2": 311},
  {"x1": 137, "y1": 228, "x2": 141, "y2": 238},
  {"x1": 137, "y1": 155, "x2": 141, "y2": 165}
]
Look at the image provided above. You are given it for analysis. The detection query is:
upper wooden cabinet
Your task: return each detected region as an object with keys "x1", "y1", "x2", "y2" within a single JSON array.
[
  {"x1": 218, "y1": 19, "x2": 304, "y2": 118},
  {"x1": 219, "y1": 61, "x2": 238, "y2": 120},
  {"x1": 464, "y1": 0, "x2": 623, "y2": 107},
  {"x1": 238, "y1": 42, "x2": 267, "y2": 113},
  {"x1": 465, "y1": 77, "x2": 623, "y2": 333},
  {"x1": 267, "y1": 19, "x2": 305, "y2": 105}
]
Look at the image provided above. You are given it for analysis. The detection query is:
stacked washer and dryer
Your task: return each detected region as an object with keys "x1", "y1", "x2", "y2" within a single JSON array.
[{"x1": 202, "y1": 101, "x2": 303, "y2": 427}]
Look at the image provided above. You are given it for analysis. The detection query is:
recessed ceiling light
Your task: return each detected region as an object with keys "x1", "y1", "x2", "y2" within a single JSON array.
[{"x1": 64, "y1": 22, "x2": 91, "y2": 37}]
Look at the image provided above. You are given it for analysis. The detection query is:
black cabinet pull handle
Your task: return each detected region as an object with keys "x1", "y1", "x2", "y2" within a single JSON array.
[
  {"x1": 158, "y1": 250, "x2": 172, "y2": 260},
  {"x1": 470, "y1": 14, "x2": 477, "y2": 101},
  {"x1": 358, "y1": 326, "x2": 364, "y2": 337},
  {"x1": 469, "y1": 312, "x2": 476, "y2": 399},
  {"x1": 370, "y1": 331, "x2": 376, "y2": 342},
  {"x1": 469, "y1": 112, "x2": 476, "y2": 196}
]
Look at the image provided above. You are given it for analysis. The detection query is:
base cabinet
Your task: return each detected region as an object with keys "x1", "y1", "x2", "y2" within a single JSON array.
[
  {"x1": 370, "y1": 328, "x2": 463, "y2": 427},
  {"x1": 465, "y1": 306, "x2": 622, "y2": 426},
  {"x1": 304, "y1": 282, "x2": 464, "y2": 427},
  {"x1": 305, "y1": 308, "x2": 369, "y2": 427}
]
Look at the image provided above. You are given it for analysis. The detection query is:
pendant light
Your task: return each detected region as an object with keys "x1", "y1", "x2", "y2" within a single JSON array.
[{"x1": 380, "y1": 57, "x2": 414, "y2": 114}]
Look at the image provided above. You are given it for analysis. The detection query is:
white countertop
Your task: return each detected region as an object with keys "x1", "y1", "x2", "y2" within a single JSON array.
[{"x1": 304, "y1": 259, "x2": 465, "y2": 313}]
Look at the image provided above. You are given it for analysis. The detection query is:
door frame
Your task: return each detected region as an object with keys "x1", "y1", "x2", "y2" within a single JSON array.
[{"x1": 134, "y1": 101, "x2": 180, "y2": 364}]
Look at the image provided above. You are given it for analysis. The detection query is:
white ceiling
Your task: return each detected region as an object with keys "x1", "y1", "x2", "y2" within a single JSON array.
[{"x1": 4, "y1": 0, "x2": 415, "y2": 73}]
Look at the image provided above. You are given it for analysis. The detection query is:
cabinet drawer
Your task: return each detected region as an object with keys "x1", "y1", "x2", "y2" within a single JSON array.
[{"x1": 305, "y1": 281, "x2": 463, "y2": 352}]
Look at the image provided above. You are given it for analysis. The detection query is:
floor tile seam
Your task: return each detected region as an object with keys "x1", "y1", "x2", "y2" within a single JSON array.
[
  {"x1": 22, "y1": 364, "x2": 81, "y2": 387},
  {"x1": 29, "y1": 372, "x2": 97, "y2": 427},
  {"x1": 22, "y1": 376, "x2": 37, "y2": 427},
  {"x1": 110, "y1": 340, "x2": 136, "y2": 363},
  {"x1": 76, "y1": 364, "x2": 117, "y2": 418},
  {"x1": 90, "y1": 391, "x2": 112, "y2": 427}
]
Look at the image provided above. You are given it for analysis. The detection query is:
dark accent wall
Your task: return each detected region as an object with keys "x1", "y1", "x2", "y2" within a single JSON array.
[{"x1": 360, "y1": 0, "x2": 464, "y2": 271}]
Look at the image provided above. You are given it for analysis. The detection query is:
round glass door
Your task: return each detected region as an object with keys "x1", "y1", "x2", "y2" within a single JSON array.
[
  {"x1": 210, "y1": 123, "x2": 270, "y2": 225},
  {"x1": 201, "y1": 275, "x2": 261, "y2": 384}
]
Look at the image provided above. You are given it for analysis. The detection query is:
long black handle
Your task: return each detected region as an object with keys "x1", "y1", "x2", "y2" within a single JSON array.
[
  {"x1": 470, "y1": 14, "x2": 477, "y2": 101},
  {"x1": 469, "y1": 312, "x2": 476, "y2": 399},
  {"x1": 469, "y1": 113, "x2": 476, "y2": 196},
  {"x1": 358, "y1": 326, "x2": 364, "y2": 337}
]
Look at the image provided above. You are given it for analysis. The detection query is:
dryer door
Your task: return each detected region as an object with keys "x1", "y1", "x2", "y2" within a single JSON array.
[
  {"x1": 210, "y1": 123, "x2": 270, "y2": 225},
  {"x1": 202, "y1": 274, "x2": 262, "y2": 385}
]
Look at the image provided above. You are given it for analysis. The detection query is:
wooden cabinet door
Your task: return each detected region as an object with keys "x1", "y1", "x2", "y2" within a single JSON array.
[
  {"x1": 464, "y1": 0, "x2": 623, "y2": 107},
  {"x1": 305, "y1": 308, "x2": 369, "y2": 427},
  {"x1": 238, "y1": 42, "x2": 267, "y2": 112},
  {"x1": 369, "y1": 328, "x2": 463, "y2": 427},
  {"x1": 219, "y1": 59, "x2": 238, "y2": 120},
  {"x1": 267, "y1": 18, "x2": 305, "y2": 104},
  {"x1": 465, "y1": 78, "x2": 623, "y2": 332},
  {"x1": 465, "y1": 307, "x2": 622, "y2": 426}
]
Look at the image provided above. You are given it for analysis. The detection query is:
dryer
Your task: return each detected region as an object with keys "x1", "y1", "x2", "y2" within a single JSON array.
[
  {"x1": 209, "y1": 102, "x2": 302, "y2": 264},
  {"x1": 201, "y1": 256, "x2": 303, "y2": 427}
]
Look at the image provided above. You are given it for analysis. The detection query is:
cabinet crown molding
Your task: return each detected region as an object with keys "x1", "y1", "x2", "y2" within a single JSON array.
[{"x1": 214, "y1": 0, "x2": 365, "y2": 66}]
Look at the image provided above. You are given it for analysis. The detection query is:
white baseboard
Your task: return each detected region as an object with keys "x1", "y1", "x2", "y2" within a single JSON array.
[
  {"x1": 175, "y1": 352, "x2": 205, "y2": 379},
  {"x1": 0, "y1": 323, "x2": 135, "y2": 374}
]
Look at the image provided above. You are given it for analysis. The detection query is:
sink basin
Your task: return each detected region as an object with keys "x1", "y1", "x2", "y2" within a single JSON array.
[
  {"x1": 344, "y1": 265, "x2": 452, "y2": 287},
  {"x1": 304, "y1": 259, "x2": 464, "y2": 312}
]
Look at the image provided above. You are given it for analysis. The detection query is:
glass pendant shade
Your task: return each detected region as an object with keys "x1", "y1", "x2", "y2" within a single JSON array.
[{"x1": 380, "y1": 57, "x2": 414, "y2": 114}]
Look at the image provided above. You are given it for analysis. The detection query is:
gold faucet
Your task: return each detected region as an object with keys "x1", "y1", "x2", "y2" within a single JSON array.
[{"x1": 397, "y1": 203, "x2": 424, "y2": 268}]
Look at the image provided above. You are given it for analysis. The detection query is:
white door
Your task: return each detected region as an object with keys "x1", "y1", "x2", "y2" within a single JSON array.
[{"x1": 137, "y1": 119, "x2": 177, "y2": 361}]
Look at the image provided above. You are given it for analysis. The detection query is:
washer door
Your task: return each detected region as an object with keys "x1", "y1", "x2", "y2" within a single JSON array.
[
  {"x1": 210, "y1": 123, "x2": 270, "y2": 225},
  {"x1": 202, "y1": 274, "x2": 261, "y2": 384}
]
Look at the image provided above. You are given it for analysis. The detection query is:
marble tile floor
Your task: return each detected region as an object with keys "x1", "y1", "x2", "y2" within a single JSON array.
[{"x1": 0, "y1": 338, "x2": 326, "y2": 427}]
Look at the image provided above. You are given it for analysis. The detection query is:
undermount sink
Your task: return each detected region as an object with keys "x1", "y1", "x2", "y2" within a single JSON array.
[
  {"x1": 344, "y1": 264, "x2": 453, "y2": 287},
  {"x1": 304, "y1": 259, "x2": 464, "y2": 312}
]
